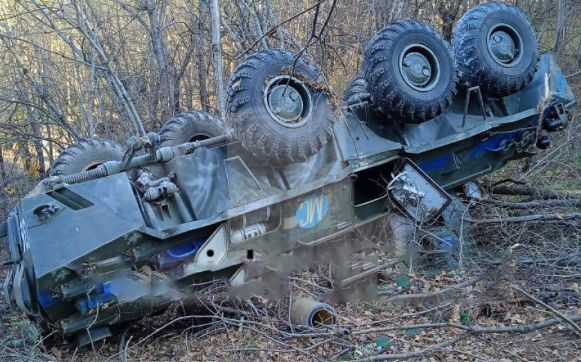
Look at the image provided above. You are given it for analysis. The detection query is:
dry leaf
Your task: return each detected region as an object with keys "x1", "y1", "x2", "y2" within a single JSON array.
[
  {"x1": 51, "y1": 347, "x2": 62, "y2": 358},
  {"x1": 449, "y1": 304, "x2": 461, "y2": 323}
]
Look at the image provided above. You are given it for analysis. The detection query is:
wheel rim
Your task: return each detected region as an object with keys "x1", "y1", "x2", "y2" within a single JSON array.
[
  {"x1": 487, "y1": 23, "x2": 523, "y2": 66},
  {"x1": 264, "y1": 76, "x2": 313, "y2": 128},
  {"x1": 399, "y1": 44, "x2": 441, "y2": 92}
]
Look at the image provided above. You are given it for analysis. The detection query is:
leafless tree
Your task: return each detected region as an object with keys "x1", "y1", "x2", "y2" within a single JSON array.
[{"x1": 0, "y1": 0, "x2": 577, "y2": 182}]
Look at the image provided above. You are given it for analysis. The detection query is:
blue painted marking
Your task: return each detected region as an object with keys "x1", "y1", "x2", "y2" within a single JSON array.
[
  {"x1": 158, "y1": 239, "x2": 206, "y2": 269},
  {"x1": 418, "y1": 130, "x2": 528, "y2": 174},
  {"x1": 167, "y1": 240, "x2": 204, "y2": 258},
  {"x1": 295, "y1": 194, "x2": 329, "y2": 229},
  {"x1": 557, "y1": 73, "x2": 566, "y2": 96},
  {"x1": 38, "y1": 291, "x2": 57, "y2": 307},
  {"x1": 417, "y1": 154, "x2": 453, "y2": 172},
  {"x1": 470, "y1": 131, "x2": 523, "y2": 158},
  {"x1": 77, "y1": 282, "x2": 116, "y2": 313}
]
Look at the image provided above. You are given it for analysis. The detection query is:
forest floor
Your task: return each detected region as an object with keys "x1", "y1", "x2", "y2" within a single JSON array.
[{"x1": 1, "y1": 97, "x2": 580, "y2": 362}]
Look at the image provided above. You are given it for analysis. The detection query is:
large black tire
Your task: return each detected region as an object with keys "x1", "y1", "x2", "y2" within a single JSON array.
[
  {"x1": 159, "y1": 111, "x2": 226, "y2": 146},
  {"x1": 363, "y1": 20, "x2": 458, "y2": 123},
  {"x1": 50, "y1": 139, "x2": 124, "y2": 176},
  {"x1": 452, "y1": 2, "x2": 539, "y2": 97},
  {"x1": 226, "y1": 49, "x2": 334, "y2": 164},
  {"x1": 343, "y1": 75, "x2": 372, "y2": 106}
]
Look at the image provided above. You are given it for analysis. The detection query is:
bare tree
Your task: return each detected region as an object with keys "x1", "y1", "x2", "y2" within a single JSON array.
[
  {"x1": 0, "y1": 0, "x2": 577, "y2": 180},
  {"x1": 210, "y1": 0, "x2": 225, "y2": 119}
]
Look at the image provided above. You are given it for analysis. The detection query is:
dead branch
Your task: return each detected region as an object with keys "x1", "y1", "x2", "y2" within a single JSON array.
[
  {"x1": 350, "y1": 314, "x2": 581, "y2": 361},
  {"x1": 237, "y1": 0, "x2": 327, "y2": 58},
  {"x1": 490, "y1": 185, "x2": 580, "y2": 200},
  {"x1": 465, "y1": 213, "x2": 581, "y2": 224},
  {"x1": 481, "y1": 198, "x2": 581, "y2": 209},
  {"x1": 354, "y1": 332, "x2": 473, "y2": 361},
  {"x1": 378, "y1": 278, "x2": 480, "y2": 303},
  {"x1": 512, "y1": 285, "x2": 581, "y2": 335},
  {"x1": 485, "y1": 254, "x2": 580, "y2": 266},
  {"x1": 352, "y1": 315, "x2": 581, "y2": 336}
]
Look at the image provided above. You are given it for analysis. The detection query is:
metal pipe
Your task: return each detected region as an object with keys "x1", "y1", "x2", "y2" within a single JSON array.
[
  {"x1": 290, "y1": 297, "x2": 336, "y2": 327},
  {"x1": 44, "y1": 132, "x2": 233, "y2": 188}
]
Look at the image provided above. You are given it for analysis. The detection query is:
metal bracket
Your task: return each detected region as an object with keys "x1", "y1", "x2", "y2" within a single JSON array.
[
  {"x1": 543, "y1": 102, "x2": 569, "y2": 131},
  {"x1": 462, "y1": 86, "x2": 487, "y2": 127}
]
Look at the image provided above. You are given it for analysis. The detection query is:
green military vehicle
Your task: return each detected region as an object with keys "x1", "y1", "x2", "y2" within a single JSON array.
[{"x1": 1, "y1": 2, "x2": 575, "y2": 346}]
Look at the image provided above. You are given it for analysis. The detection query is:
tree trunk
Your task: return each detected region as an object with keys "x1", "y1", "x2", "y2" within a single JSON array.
[
  {"x1": 72, "y1": 0, "x2": 146, "y2": 136},
  {"x1": 437, "y1": 0, "x2": 463, "y2": 41},
  {"x1": 210, "y1": 0, "x2": 225, "y2": 119},
  {"x1": 147, "y1": 0, "x2": 176, "y2": 121},
  {"x1": 197, "y1": 0, "x2": 210, "y2": 112},
  {"x1": 553, "y1": 0, "x2": 567, "y2": 55},
  {"x1": 30, "y1": 118, "x2": 46, "y2": 177},
  {"x1": 0, "y1": 144, "x2": 6, "y2": 180}
]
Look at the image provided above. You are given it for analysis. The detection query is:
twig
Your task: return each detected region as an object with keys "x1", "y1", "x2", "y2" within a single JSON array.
[
  {"x1": 451, "y1": 349, "x2": 490, "y2": 361},
  {"x1": 481, "y1": 198, "x2": 581, "y2": 209},
  {"x1": 512, "y1": 285, "x2": 581, "y2": 336},
  {"x1": 465, "y1": 213, "x2": 581, "y2": 224},
  {"x1": 352, "y1": 315, "x2": 581, "y2": 336},
  {"x1": 364, "y1": 303, "x2": 452, "y2": 326},
  {"x1": 221, "y1": 347, "x2": 292, "y2": 354},
  {"x1": 354, "y1": 332, "x2": 473, "y2": 361},
  {"x1": 485, "y1": 254, "x2": 580, "y2": 266},
  {"x1": 490, "y1": 185, "x2": 580, "y2": 200},
  {"x1": 237, "y1": 0, "x2": 327, "y2": 59},
  {"x1": 118, "y1": 326, "x2": 130, "y2": 362},
  {"x1": 379, "y1": 278, "x2": 480, "y2": 303},
  {"x1": 506, "y1": 349, "x2": 529, "y2": 362}
]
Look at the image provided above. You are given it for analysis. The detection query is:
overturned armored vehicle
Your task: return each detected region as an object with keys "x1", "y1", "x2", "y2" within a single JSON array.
[{"x1": 1, "y1": 2, "x2": 576, "y2": 346}]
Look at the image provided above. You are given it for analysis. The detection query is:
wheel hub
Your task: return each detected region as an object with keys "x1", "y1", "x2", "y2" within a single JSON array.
[
  {"x1": 399, "y1": 44, "x2": 440, "y2": 92},
  {"x1": 487, "y1": 24, "x2": 522, "y2": 66},
  {"x1": 264, "y1": 76, "x2": 313, "y2": 128},
  {"x1": 402, "y1": 52, "x2": 432, "y2": 88},
  {"x1": 267, "y1": 85, "x2": 304, "y2": 123},
  {"x1": 489, "y1": 30, "x2": 516, "y2": 63}
]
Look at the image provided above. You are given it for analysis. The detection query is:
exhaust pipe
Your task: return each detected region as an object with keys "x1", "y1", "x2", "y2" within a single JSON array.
[{"x1": 290, "y1": 297, "x2": 336, "y2": 327}]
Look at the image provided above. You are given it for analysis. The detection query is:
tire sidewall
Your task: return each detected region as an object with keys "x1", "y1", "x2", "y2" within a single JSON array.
[
  {"x1": 50, "y1": 140, "x2": 124, "y2": 176},
  {"x1": 70, "y1": 149, "x2": 120, "y2": 172},
  {"x1": 159, "y1": 112, "x2": 225, "y2": 146},
  {"x1": 389, "y1": 31, "x2": 455, "y2": 102},
  {"x1": 242, "y1": 59, "x2": 332, "y2": 141},
  {"x1": 180, "y1": 114, "x2": 224, "y2": 141},
  {"x1": 474, "y1": 11, "x2": 537, "y2": 79}
]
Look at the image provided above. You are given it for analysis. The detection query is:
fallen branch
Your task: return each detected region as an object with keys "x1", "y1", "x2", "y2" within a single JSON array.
[
  {"x1": 379, "y1": 278, "x2": 480, "y2": 304},
  {"x1": 118, "y1": 326, "x2": 132, "y2": 362},
  {"x1": 512, "y1": 286, "x2": 581, "y2": 336},
  {"x1": 353, "y1": 315, "x2": 581, "y2": 361},
  {"x1": 355, "y1": 332, "x2": 472, "y2": 361},
  {"x1": 485, "y1": 254, "x2": 580, "y2": 266},
  {"x1": 490, "y1": 185, "x2": 580, "y2": 200},
  {"x1": 465, "y1": 213, "x2": 581, "y2": 224},
  {"x1": 481, "y1": 198, "x2": 581, "y2": 209},
  {"x1": 353, "y1": 314, "x2": 581, "y2": 336}
]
